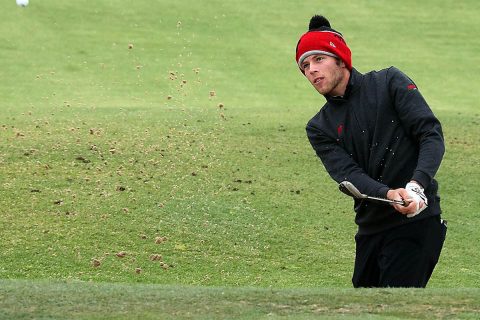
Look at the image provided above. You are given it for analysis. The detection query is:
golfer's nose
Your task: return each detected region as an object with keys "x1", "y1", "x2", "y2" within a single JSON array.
[{"x1": 309, "y1": 63, "x2": 319, "y2": 74}]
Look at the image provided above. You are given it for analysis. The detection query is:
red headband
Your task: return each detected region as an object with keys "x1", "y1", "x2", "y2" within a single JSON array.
[{"x1": 296, "y1": 30, "x2": 352, "y2": 71}]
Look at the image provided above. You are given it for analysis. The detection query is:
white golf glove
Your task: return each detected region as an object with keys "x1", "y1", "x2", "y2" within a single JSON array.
[{"x1": 405, "y1": 182, "x2": 428, "y2": 218}]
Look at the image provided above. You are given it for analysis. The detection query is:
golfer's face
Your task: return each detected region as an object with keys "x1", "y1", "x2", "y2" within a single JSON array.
[{"x1": 302, "y1": 54, "x2": 344, "y2": 96}]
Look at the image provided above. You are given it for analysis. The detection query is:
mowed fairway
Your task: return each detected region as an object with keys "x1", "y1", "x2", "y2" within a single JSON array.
[{"x1": 1, "y1": 0, "x2": 479, "y2": 318}]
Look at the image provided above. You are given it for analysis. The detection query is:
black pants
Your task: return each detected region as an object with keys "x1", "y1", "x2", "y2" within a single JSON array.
[{"x1": 352, "y1": 216, "x2": 447, "y2": 288}]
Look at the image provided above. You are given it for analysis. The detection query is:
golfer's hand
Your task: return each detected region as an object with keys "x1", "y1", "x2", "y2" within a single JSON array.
[
  {"x1": 386, "y1": 188, "x2": 417, "y2": 216},
  {"x1": 404, "y1": 182, "x2": 428, "y2": 218}
]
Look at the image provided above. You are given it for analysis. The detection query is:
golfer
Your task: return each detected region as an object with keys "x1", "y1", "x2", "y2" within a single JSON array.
[{"x1": 296, "y1": 15, "x2": 447, "y2": 287}]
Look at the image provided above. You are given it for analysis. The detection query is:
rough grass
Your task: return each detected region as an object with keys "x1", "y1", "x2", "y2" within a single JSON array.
[
  {"x1": 1, "y1": 279, "x2": 479, "y2": 319},
  {"x1": 0, "y1": 0, "x2": 479, "y2": 317}
]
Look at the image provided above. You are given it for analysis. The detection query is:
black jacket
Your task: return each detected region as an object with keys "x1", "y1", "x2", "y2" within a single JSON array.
[{"x1": 306, "y1": 67, "x2": 445, "y2": 235}]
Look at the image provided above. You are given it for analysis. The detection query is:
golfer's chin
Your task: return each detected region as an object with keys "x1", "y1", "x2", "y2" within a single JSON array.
[{"x1": 314, "y1": 85, "x2": 330, "y2": 96}]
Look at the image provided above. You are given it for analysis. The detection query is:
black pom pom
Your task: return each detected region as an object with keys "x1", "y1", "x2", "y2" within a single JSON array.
[{"x1": 309, "y1": 15, "x2": 331, "y2": 31}]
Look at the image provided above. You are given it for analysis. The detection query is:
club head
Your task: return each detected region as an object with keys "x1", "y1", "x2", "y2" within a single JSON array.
[{"x1": 338, "y1": 181, "x2": 366, "y2": 199}]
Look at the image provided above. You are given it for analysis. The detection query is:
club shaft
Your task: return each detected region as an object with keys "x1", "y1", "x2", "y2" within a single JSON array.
[{"x1": 365, "y1": 195, "x2": 405, "y2": 205}]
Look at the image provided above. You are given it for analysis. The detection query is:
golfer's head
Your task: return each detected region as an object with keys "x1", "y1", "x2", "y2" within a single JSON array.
[{"x1": 295, "y1": 15, "x2": 352, "y2": 73}]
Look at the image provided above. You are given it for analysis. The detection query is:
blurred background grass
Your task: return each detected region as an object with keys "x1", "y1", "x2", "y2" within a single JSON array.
[{"x1": 0, "y1": 0, "x2": 479, "y2": 288}]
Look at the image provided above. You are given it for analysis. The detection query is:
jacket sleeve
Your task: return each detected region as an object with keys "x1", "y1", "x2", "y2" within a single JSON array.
[
  {"x1": 306, "y1": 120, "x2": 391, "y2": 198},
  {"x1": 387, "y1": 67, "x2": 445, "y2": 188}
]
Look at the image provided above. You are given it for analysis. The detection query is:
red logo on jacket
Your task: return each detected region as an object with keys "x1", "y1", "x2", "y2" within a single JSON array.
[{"x1": 407, "y1": 84, "x2": 417, "y2": 90}]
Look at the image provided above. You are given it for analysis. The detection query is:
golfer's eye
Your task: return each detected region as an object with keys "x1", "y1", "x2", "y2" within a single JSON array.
[
  {"x1": 302, "y1": 62, "x2": 309, "y2": 70},
  {"x1": 316, "y1": 56, "x2": 324, "y2": 62}
]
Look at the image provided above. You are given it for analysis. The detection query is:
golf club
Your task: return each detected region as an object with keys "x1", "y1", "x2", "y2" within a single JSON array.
[{"x1": 338, "y1": 181, "x2": 408, "y2": 206}]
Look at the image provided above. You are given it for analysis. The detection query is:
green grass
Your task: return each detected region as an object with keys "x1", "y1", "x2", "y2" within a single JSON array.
[
  {"x1": 1, "y1": 280, "x2": 479, "y2": 319},
  {"x1": 0, "y1": 0, "x2": 479, "y2": 318}
]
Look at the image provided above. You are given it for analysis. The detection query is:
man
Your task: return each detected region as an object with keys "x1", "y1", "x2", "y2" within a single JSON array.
[{"x1": 296, "y1": 15, "x2": 447, "y2": 287}]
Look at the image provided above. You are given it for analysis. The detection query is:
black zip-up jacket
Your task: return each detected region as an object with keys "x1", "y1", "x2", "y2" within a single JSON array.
[{"x1": 306, "y1": 67, "x2": 445, "y2": 235}]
